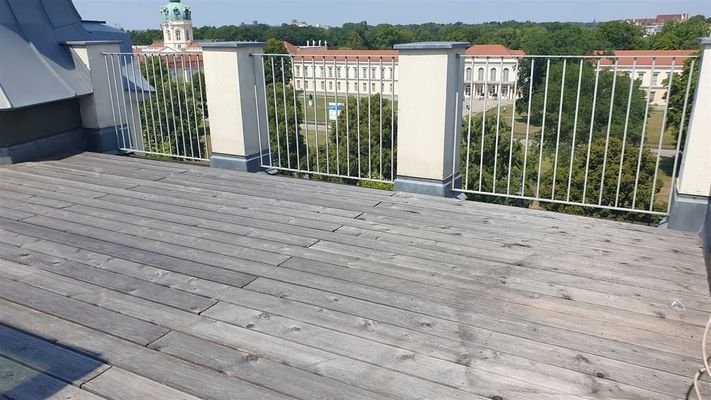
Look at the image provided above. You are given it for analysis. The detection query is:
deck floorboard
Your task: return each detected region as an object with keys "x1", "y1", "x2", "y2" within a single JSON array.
[{"x1": 0, "y1": 152, "x2": 708, "y2": 399}]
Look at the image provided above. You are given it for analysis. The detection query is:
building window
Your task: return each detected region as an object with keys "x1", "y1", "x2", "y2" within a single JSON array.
[
  {"x1": 337, "y1": 67, "x2": 342, "y2": 78},
  {"x1": 637, "y1": 72, "x2": 644, "y2": 81},
  {"x1": 651, "y1": 72, "x2": 660, "y2": 86},
  {"x1": 490, "y1": 68, "x2": 497, "y2": 82},
  {"x1": 465, "y1": 67, "x2": 473, "y2": 81},
  {"x1": 319, "y1": 67, "x2": 324, "y2": 77},
  {"x1": 371, "y1": 68, "x2": 376, "y2": 78},
  {"x1": 320, "y1": 81, "x2": 324, "y2": 90},
  {"x1": 465, "y1": 84, "x2": 472, "y2": 97},
  {"x1": 478, "y1": 68, "x2": 485, "y2": 81},
  {"x1": 329, "y1": 81, "x2": 333, "y2": 90},
  {"x1": 362, "y1": 82, "x2": 367, "y2": 91},
  {"x1": 296, "y1": 80, "x2": 301, "y2": 89},
  {"x1": 328, "y1": 67, "x2": 333, "y2": 78},
  {"x1": 304, "y1": 66, "x2": 309, "y2": 77},
  {"x1": 503, "y1": 68, "x2": 510, "y2": 82},
  {"x1": 337, "y1": 82, "x2": 341, "y2": 90},
  {"x1": 371, "y1": 82, "x2": 376, "y2": 92},
  {"x1": 389, "y1": 83, "x2": 393, "y2": 92},
  {"x1": 305, "y1": 81, "x2": 309, "y2": 89},
  {"x1": 649, "y1": 91, "x2": 656, "y2": 103},
  {"x1": 361, "y1": 68, "x2": 367, "y2": 78},
  {"x1": 175, "y1": 30, "x2": 181, "y2": 41},
  {"x1": 166, "y1": 30, "x2": 172, "y2": 40},
  {"x1": 295, "y1": 66, "x2": 301, "y2": 76}
]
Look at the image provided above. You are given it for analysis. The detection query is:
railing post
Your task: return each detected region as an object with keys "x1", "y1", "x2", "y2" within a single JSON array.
[
  {"x1": 202, "y1": 42, "x2": 268, "y2": 172},
  {"x1": 392, "y1": 42, "x2": 470, "y2": 197},
  {"x1": 669, "y1": 38, "x2": 711, "y2": 232},
  {"x1": 64, "y1": 40, "x2": 124, "y2": 154}
]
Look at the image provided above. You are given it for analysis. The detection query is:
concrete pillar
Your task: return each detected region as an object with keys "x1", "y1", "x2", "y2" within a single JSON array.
[
  {"x1": 669, "y1": 38, "x2": 711, "y2": 232},
  {"x1": 392, "y1": 42, "x2": 470, "y2": 197},
  {"x1": 201, "y1": 42, "x2": 268, "y2": 172},
  {"x1": 65, "y1": 40, "x2": 124, "y2": 153}
]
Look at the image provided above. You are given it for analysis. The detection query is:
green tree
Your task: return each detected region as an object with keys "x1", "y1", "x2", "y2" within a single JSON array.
[
  {"x1": 346, "y1": 31, "x2": 367, "y2": 50},
  {"x1": 309, "y1": 94, "x2": 397, "y2": 183},
  {"x1": 539, "y1": 137, "x2": 663, "y2": 223},
  {"x1": 517, "y1": 60, "x2": 648, "y2": 146},
  {"x1": 665, "y1": 52, "x2": 701, "y2": 148},
  {"x1": 648, "y1": 15, "x2": 710, "y2": 49},
  {"x1": 459, "y1": 113, "x2": 532, "y2": 206},
  {"x1": 596, "y1": 21, "x2": 644, "y2": 50},
  {"x1": 138, "y1": 56, "x2": 208, "y2": 160},
  {"x1": 265, "y1": 82, "x2": 307, "y2": 170},
  {"x1": 263, "y1": 38, "x2": 292, "y2": 85}
]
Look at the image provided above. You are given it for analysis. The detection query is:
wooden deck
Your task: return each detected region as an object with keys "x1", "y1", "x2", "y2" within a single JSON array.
[{"x1": 0, "y1": 152, "x2": 709, "y2": 400}]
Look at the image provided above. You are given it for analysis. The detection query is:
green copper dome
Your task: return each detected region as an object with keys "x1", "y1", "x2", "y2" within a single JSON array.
[{"x1": 161, "y1": 0, "x2": 191, "y2": 21}]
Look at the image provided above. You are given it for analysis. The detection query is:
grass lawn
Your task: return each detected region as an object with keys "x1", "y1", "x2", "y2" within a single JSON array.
[{"x1": 644, "y1": 108, "x2": 676, "y2": 150}]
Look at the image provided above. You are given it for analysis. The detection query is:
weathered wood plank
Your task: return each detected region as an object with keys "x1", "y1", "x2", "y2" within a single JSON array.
[
  {"x1": 0, "y1": 299, "x2": 293, "y2": 400},
  {"x1": 0, "y1": 323, "x2": 108, "y2": 385},
  {"x1": 150, "y1": 332, "x2": 392, "y2": 400},
  {"x1": 244, "y1": 278, "x2": 701, "y2": 376},
  {"x1": 0, "y1": 276, "x2": 168, "y2": 346},
  {"x1": 82, "y1": 367, "x2": 203, "y2": 400},
  {"x1": 0, "y1": 217, "x2": 257, "y2": 289},
  {"x1": 0, "y1": 241, "x2": 217, "y2": 314},
  {"x1": 0, "y1": 356, "x2": 106, "y2": 400}
]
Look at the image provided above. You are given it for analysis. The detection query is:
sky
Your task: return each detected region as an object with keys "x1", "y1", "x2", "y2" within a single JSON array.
[{"x1": 73, "y1": 0, "x2": 711, "y2": 30}]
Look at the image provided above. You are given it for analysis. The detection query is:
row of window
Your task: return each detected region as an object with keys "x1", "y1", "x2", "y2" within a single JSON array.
[
  {"x1": 296, "y1": 80, "x2": 395, "y2": 93},
  {"x1": 295, "y1": 65, "x2": 394, "y2": 80},
  {"x1": 465, "y1": 67, "x2": 513, "y2": 82},
  {"x1": 637, "y1": 72, "x2": 662, "y2": 86},
  {"x1": 165, "y1": 28, "x2": 191, "y2": 42}
]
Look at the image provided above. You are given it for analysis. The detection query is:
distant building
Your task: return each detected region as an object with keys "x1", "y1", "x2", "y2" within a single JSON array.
[
  {"x1": 624, "y1": 14, "x2": 689, "y2": 36},
  {"x1": 287, "y1": 42, "x2": 524, "y2": 101},
  {"x1": 133, "y1": 0, "x2": 200, "y2": 54},
  {"x1": 599, "y1": 49, "x2": 696, "y2": 106},
  {"x1": 132, "y1": 0, "x2": 203, "y2": 80}
]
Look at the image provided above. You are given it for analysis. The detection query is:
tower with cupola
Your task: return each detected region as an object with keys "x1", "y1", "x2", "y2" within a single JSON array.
[{"x1": 160, "y1": 0, "x2": 193, "y2": 50}]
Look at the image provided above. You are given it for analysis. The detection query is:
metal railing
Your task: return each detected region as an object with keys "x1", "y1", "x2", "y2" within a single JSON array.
[
  {"x1": 453, "y1": 54, "x2": 697, "y2": 218},
  {"x1": 253, "y1": 53, "x2": 398, "y2": 184},
  {"x1": 103, "y1": 52, "x2": 210, "y2": 162}
]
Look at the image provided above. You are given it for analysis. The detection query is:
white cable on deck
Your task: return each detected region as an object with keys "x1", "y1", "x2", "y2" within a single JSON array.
[{"x1": 693, "y1": 315, "x2": 711, "y2": 399}]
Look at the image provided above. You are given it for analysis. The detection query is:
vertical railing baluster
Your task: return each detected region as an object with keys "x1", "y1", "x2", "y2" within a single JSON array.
[
  {"x1": 464, "y1": 57, "x2": 475, "y2": 191},
  {"x1": 150, "y1": 55, "x2": 166, "y2": 154},
  {"x1": 582, "y1": 60, "x2": 601, "y2": 204},
  {"x1": 188, "y1": 54, "x2": 202, "y2": 159},
  {"x1": 391, "y1": 57, "x2": 396, "y2": 181},
  {"x1": 521, "y1": 59, "x2": 535, "y2": 197},
  {"x1": 165, "y1": 55, "x2": 180, "y2": 155},
  {"x1": 598, "y1": 59, "x2": 619, "y2": 206},
  {"x1": 479, "y1": 57, "x2": 490, "y2": 192},
  {"x1": 566, "y1": 59, "x2": 584, "y2": 202},
  {"x1": 649, "y1": 59, "x2": 676, "y2": 211},
  {"x1": 271, "y1": 57, "x2": 282, "y2": 168},
  {"x1": 281, "y1": 57, "x2": 291, "y2": 170},
  {"x1": 104, "y1": 53, "x2": 121, "y2": 150},
  {"x1": 291, "y1": 57, "x2": 301, "y2": 171},
  {"x1": 632, "y1": 58, "x2": 656, "y2": 209},
  {"x1": 551, "y1": 58, "x2": 567, "y2": 200},
  {"x1": 195, "y1": 54, "x2": 209, "y2": 158},
  {"x1": 367, "y1": 57, "x2": 373, "y2": 178},
  {"x1": 323, "y1": 56, "x2": 330, "y2": 174},
  {"x1": 666, "y1": 59, "x2": 695, "y2": 213},
  {"x1": 356, "y1": 57, "x2": 362, "y2": 179},
  {"x1": 173, "y1": 54, "x2": 188, "y2": 158},
  {"x1": 379, "y1": 57, "x2": 384, "y2": 180},
  {"x1": 615, "y1": 58, "x2": 638, "y2": 207},
  {"x1": 536, "y1": 59, "x2": 551, "y2": 199},
  {"x1": 301, "y1": 57, "x2": 310, "y2": 171},
  {"x1": 180, "y1": 54, "x2": 196, "y2": 159},
  {"x1": 260, "y1": 55, "x2": 273, "y2": 167},
  {"x1": 334, "y1": 56, "x2": 340, "y2": 176},
  {"x1": 345, "y1": 57, "x2": 350, "y2": 176},
  {"x1": 506, "y1": 58, "x2": 519, "y2": 196},
  {"x1": 492, "y1": 57, "x2": 504, "y2": 193}
]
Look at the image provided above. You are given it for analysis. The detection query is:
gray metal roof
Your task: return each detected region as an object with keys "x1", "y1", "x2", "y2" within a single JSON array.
[{"x1": 0, "y1": 0, "x2": 131, "y2": 110}]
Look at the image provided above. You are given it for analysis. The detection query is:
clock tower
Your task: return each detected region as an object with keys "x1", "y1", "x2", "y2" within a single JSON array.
[{"x1": 160, "y1": 0, "x2": 193, "y2": 50}]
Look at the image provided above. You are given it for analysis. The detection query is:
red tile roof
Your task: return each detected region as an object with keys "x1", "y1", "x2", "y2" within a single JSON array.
[
  {"x1": 465, "y1": 44, "x2": 526, "y2": 57},
  {"x1": 599, "y1": 50, "x2": 696, "y2": 67}
]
